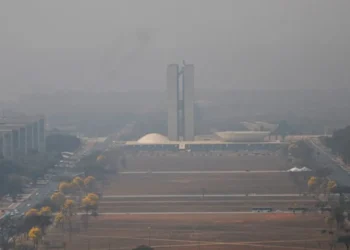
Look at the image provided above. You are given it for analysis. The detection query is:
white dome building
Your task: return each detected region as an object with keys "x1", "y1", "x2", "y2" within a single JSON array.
[
  {"x1": 137, "y1": 133, "x2": 170, "y2": 144},
  {"x1": 215, "y1": 131, "x2": 270, "y2": 142}
]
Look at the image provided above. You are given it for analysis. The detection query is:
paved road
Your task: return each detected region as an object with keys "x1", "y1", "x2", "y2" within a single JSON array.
[
  {"x1": 2, "y1": 145, "x2": 88, "y2": 219},
  {"x1": 120, "y1": 170, "x2": 288, "y2": 174},
  {"x1": 14, "y1": 180, "x2": 59, "y2": 215},
  {"x1": 78, "y1": 211, "x2": 297, "y2": 215},
  {"x1": 306, "y1": 138, "x2": 350, "y2": 187},
  {"x1": 103, "y1": 194, "x2": 303, "y2": 198},
  {"x1": 100, "y1": 199, "x2": 313, "y2": 204}
]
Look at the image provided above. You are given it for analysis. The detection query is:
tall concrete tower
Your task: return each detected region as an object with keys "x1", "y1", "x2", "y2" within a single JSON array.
[
  {"x1": 183, "y1": 64, "x2": 194, "y2": 140},
  {"x1": 167, "y1": 63, "x2": 195, "y2": 141},
  {"x1": 167, "y1": 64, "x2": 179, "y2": 141}
]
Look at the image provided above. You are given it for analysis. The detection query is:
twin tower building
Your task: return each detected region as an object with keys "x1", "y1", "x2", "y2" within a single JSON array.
[{"x1": 167, "y1": 64, "x2": 195, "y2": 141}]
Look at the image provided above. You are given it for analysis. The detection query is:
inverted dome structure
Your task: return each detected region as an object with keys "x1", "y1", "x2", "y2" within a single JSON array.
[
  {"x1": 137, "y1": 133, "x2": 170, "y2": 144},
  {"x1": 215, "y1": 131, "x2": 270, "y2": 142},
  {"x1": 241, "y1": 122, "x2": 278, "y2": 132}
]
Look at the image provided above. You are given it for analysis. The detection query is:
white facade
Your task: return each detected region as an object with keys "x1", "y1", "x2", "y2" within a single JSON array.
[
  {"x1": 167, "y1": 64, "x2": 179, "y2": 141},
  {"x1": 215, "y1": 131, "x2": 270, "y2": 142},
  {"x1": 167, "y1": 63, "x2": 195, "y2": 141},
  {"x1": 0, "y1": 116, "x2": 46, "y2": 159},
  {"x1": 183, "y1": 65, "x2": 195, "y2": 141}
]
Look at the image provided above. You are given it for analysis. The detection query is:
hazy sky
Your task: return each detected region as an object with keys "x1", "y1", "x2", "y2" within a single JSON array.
[{"x1": 1, "y1": 0, "x2": 349, "y2": 100}]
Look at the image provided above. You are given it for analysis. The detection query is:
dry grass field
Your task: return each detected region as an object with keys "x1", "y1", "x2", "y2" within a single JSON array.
[
  {"x1": 44, "y1": 153, "x2": 326, "y2": 250},
  {"x1": 98, "y1": 196, "x2": 315, "y2": 213},
  {"x1": 46, "y1": 213, "x2": 330, "y2": 250},
  {"x1": 124, "y1": 153, "x2": 288, "y2": 171},
  {"x1": 104, "y1": 173, "x2": 304, "y2": 195}
]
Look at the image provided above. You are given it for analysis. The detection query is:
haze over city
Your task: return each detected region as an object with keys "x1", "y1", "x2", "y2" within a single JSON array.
[
  {"x1": 1, "y1": 0, "x2": 350, "y2": 101},
  {"x1": 3, "y1": 1, "x2": 350, "y2": 250}
]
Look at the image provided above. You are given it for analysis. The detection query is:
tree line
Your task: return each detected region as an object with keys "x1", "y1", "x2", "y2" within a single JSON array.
[
  {"x1": 0, "y1": 134, "x2": 81, "y2": 200},
  {"x1": 0, "y1": 152, "x2": 60, "y2": 201},
  {"x1": 322, "y1": 125, "x2": 350, "y2": 164}
]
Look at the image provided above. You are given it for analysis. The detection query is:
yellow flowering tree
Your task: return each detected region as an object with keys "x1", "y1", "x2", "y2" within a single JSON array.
[
  {"x1": 84, "y1": 176, "x2": 97, "y2": 193},
  {"x1": 63, "y1": 199, "x2": 77, "y2": 216},
  {"x1": 25, "y1": 208, "x2": 40, "y2": 217},
  {"x1": 327, "y1": 180, "x2": 337, "y2": 193},
  {"x1": 81, "y1": 194, "x2": 99, "y2": 229},
  {"x1": 51, "y1": 192, "x2": 66, "y2": 208},
  {"x1": 54, "y1": 212, "x2": 64, "y2": 228},
  {"x1": 307, "y1": 176, "x2": 318, "y2": 192},
  {"x1": 40, "y1": 206, "x2": 52, "y2": 217},
  {"x1": 72, "y1": 176, "x2": 84, "y2": 189},
  {"x1": 28, "y1": 226, "x2": 42, "y2": 248},
  {"x1": 58, "y1": 182, "x2": 73, "y2": 195},
  {"x1": 87, "y1": 193, "x2": 99, "y2": 202}
]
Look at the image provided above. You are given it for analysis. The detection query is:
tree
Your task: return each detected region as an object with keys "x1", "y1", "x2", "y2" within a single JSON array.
[
  {"x1": 46, "y1": 134, "x2": 81, "y2": 153},
  {"x1": 24, "y1": 208, "x2": 51, "y2": 235},
  {"x1": 87, "y1": 193, "x2": 99, "y2": 202},
  {"x1": 96, "y1": 155, "x2": 106, "y2": 164},
  {"x1": 16, "y1": 152, "x2": 59, "y2": 186},
  {"x1": 24, "y1": 209, "x2": 41, "y2": 233},
  {"x1": 103, "y1": 149, "x2": 124, "y2": 173},
  {"x1": 81, "y1": 194, "x2": 99, "y2": 228},
  {"x1": 72, "y1": 176, "x2": 84, "y2": 190},
  {"x1": 323, "y1": 126, "x2": 350, "y2": 164},
  {"x1": 63, "y1": 199, "x2": 76, "y2": 241},
  {"x1": 50, "y1": 192, "x2": 66, "y2": 208},
  {"x1": 54, "y1": 212, "x2": 64, "y2": 230},
  {"x1": 58, "y1": 182, "x2": 77, "y2": 195},
  {"x1": 0, "y1": 216, "x2": 18, "y2": 250},
  {"x1": 34, "y1": 198, "x2": 59, "y2": 212},
  {"x1": 28, "y1": 227, "x2": 42, "y2": 249},
  {"x1": 307, "y1": 176, "x2": 318, "y2": 192},
  {"x1": 39, "y1": 206, "x2": 52, "y2": 217},
  {"x1": 7, "y1": 174, "x2": 24, "y2": 202},
  {"x1": 63, "y1": 199, "x2": 76, "y2": 217},
  {"x1": 25, "y1": 209, "x2": 40, "y2": 217},
  {"x1": 38, "y1": 207, "x2": 52, "y2": 234},
  {"x1": 273, "y1": 120, "x2": 293, "y2": 140},
  {"x1": 81, "y1": 197, "x2": 98, "y2": 214},
  {"x1": 288, "y1": 140, "x2": 313, "y2": 166},
  {"x1": 84, "y1": 176, "x2": 97, "y2": 193},
  {"x1": 83, "y1": 162, "x2": 104, "y2": 179},
  {"x1": 327, "y1": 180, "x2": 337, "y2": 193},
  {"x1": 0, "y1": 159, "x2": 22, "y2": 197}
]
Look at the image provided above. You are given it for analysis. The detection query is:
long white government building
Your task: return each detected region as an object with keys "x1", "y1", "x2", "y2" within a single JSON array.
[{"x1": 0, "y1": 115, "x2": 45, "y2": 159}]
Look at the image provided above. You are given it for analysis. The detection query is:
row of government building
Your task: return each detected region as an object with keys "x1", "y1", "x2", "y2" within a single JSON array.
[{"x1": 0, "y1": 115, "x2": 45, "y2": 159}]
